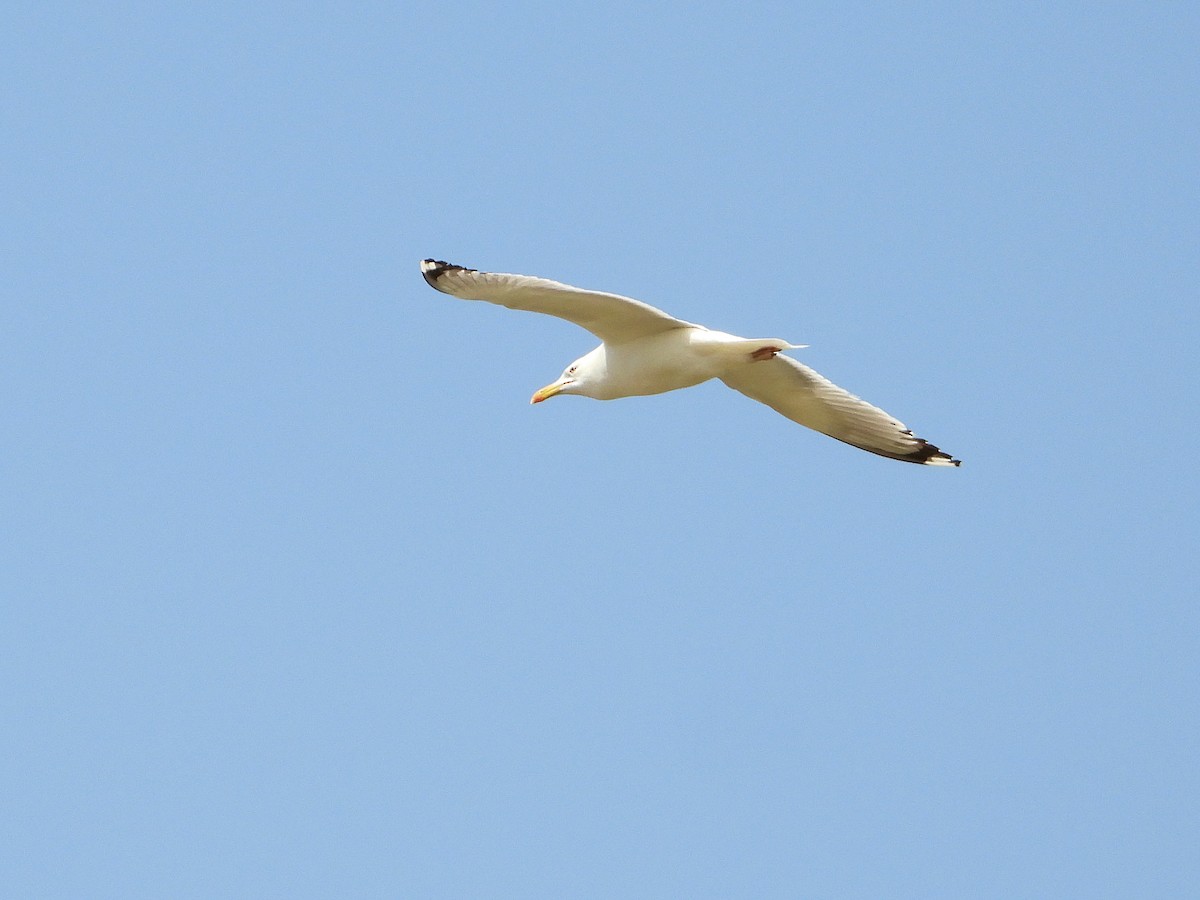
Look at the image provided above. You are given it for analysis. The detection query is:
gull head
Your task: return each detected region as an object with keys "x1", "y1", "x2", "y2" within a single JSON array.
[{"x1": 530, "y1": 347, "x2": 605, "y2": 403}]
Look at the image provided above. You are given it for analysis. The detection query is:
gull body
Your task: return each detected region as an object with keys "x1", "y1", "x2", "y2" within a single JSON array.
[
  {"x1": 535, "y1": 329, "x2": 801, "y2": 402},
  {"x1": 419, "y1": 258, "x2": 960, "y2": 466}
]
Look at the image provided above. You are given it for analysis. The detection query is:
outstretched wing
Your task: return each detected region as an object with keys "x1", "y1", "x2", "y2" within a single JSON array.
[
  {"x1": 420, "y1": 259, "x2": 695, "y2": 344},
  {"x1": 721, "y1": 355, "x2": 960, "y2": 466}
]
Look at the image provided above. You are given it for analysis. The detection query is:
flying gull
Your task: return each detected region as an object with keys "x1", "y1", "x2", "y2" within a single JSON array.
[{"x1": 420, "y1": 259, "x2": 960, "y2": 466}]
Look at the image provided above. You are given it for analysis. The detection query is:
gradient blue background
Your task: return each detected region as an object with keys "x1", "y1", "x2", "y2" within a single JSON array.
[{"x1": 4, "y1": 2, "x2": 1197, "y2": 896}]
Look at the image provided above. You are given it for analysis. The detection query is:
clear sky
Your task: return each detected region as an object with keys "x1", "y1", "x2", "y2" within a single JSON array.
[{"x1": 4, "y1": 2, "x2": 1197, "y2": 897}]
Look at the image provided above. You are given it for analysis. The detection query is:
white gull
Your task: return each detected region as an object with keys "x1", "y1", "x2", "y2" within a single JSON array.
[{"x1": 420, "y1": 259, "x2": 960, "y2": 466}]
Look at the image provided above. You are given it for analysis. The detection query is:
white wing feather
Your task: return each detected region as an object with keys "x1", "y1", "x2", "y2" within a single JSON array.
[
  {"x1": 420, "y1": 259, "x2": 694, "y2": 344},
  {"x1": 721, "y1": 355, "x2": 960, "y2": 466}
]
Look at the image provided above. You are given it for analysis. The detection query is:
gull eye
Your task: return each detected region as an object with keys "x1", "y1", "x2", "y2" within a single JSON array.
[{"x1": 567, "y1": 365, "x2": 578, "y2": 376}]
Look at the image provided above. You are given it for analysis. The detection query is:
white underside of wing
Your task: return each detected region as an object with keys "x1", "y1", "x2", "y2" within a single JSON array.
[
  {"x1": 720, "y1": 355, "x2": 960, "y2": 466},
  {"x1": 420, "y1": 259, "x2": 694, "y2": 344}
]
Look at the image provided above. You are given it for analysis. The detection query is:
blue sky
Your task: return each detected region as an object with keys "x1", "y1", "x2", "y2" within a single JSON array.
[{"x1": 3, "y1": 2, "x2": 1197, "y2": 896}]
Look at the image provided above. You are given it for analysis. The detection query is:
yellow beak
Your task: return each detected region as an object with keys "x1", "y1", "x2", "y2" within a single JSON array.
[{"x1": 530, "y1": 379, "x2": 570, "y2": 404}]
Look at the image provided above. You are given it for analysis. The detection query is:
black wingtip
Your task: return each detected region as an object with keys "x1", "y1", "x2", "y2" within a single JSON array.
[
  {"x1": 907, "y1": 439, "x2": 961, "y2": 467},
  {"x1": 420, "y1": 258, "x2": 476, "y2": 289}
]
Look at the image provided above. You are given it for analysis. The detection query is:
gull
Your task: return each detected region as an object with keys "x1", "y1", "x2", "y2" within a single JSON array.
[{"x1": 419, "y1": 258, "x2": 960, "y2": 466}]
